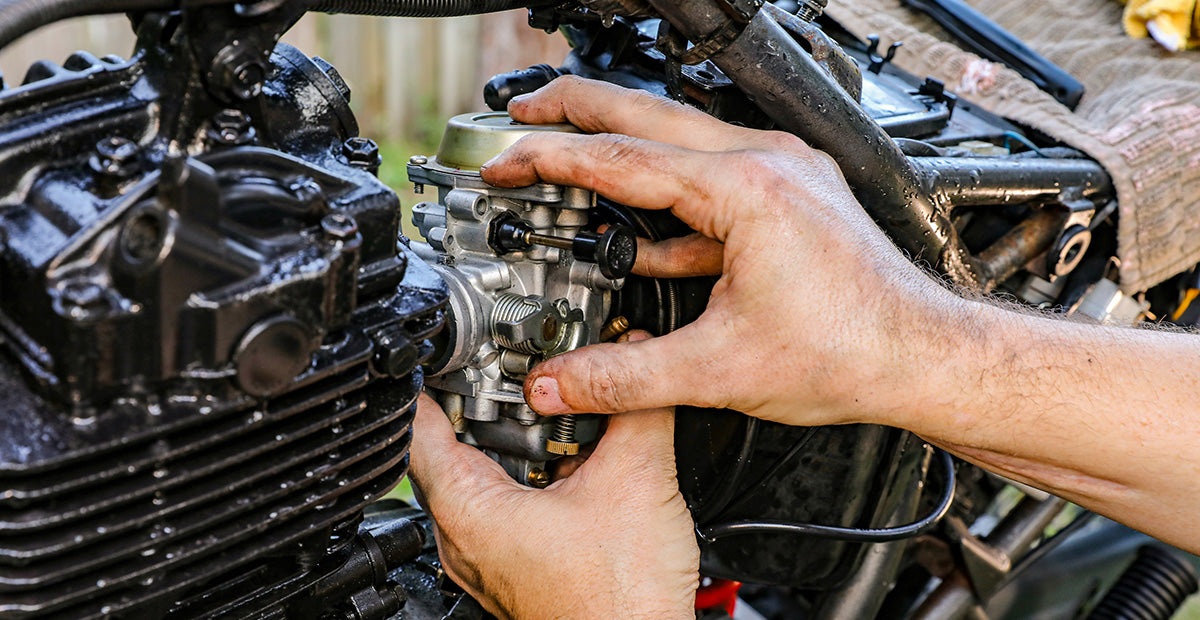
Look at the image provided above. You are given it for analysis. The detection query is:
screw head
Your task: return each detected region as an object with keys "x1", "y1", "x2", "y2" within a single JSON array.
[
  {"x1": 409, "y1": 155, "x2": 428, "y2": 165},
  {"x1": 527, "y1": 468, "x2": 551, "y2": 488},
  {"x1": 321, "y1": 213, "x2": 358, "y2": 242}
]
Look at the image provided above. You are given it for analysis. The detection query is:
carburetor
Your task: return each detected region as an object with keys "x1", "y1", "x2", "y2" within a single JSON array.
[{"x1": 408, "y1": 112, "x2": 637, "y2": 486}]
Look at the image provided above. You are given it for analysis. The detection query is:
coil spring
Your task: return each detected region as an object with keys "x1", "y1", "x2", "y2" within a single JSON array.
[
  {"x1": 1088, "y1": 545, "x2": 1199, "y2": 620},
  {"x1": 491, "y1": 293, "x2": 545, "y2": 354},
  {"x1": 552, "y1": 415, "x2": 577, "y2": 443},
  {"x1": 794, "y1": 0, "x2": 828, "y2": 22}
]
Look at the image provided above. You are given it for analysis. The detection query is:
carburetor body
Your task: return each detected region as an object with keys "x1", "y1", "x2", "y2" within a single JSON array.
[{"x1": 408, "y1": 113, "x2": 636, "y2": 485}]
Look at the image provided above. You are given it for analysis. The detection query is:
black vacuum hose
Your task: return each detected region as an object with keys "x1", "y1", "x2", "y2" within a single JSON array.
[
  {"x1": 0, "y1": 0, "x2": 539, "y2": 52},
  {"x1": 312, "y1": 0, "x2": 534, "y2": 17},
  {"x1": 0, "y1": 0, "x2": 173, "y2": 51}
]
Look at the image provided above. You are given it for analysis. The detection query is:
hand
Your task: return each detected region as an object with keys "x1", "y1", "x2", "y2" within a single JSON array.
[
  {"x1": 481, "y1": 76, "x2": 957, "y2": 427},
  {"x1": 408, "y1": 391, "x2": 699, "y2": 619}
]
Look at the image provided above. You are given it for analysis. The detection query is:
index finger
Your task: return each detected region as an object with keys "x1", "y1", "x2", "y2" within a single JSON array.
[{"x1": 509, "y1": 76, "x2": 789, "y2": 153}]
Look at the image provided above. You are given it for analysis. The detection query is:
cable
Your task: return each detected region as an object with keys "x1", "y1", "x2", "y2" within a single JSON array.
[
  {"x1": 312, "y1": 0, "x2": 539, "y2": 17},
  {"x1": 0, "y1": 0, "x2": 175, "y2": 51},
  {"x1": 0, "y1": 0, "x2": 546, "y2": 53},
  {"x1": 698, "y1": 448, "x2": 956, "y2": 544}
]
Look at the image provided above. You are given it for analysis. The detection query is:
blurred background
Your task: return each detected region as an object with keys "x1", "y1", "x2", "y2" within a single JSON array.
[{"x1": 0, "y1": 10, "x2": 570, "y2": 195}]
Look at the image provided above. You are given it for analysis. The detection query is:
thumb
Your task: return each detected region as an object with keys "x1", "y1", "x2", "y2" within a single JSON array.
[
  {"x1": 409, "y1": 392, "x2": 517, "y2": 510},
  {"x1": 524, "y1": 325, "x2": 716, "y2": 415}
]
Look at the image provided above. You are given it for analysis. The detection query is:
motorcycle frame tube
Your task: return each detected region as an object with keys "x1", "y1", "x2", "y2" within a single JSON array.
[
  {"x1": 911, "y1": 157, "x2": 1113, "y2": 209},
  {"x1": 647, "y1": 1, "x2": 985, "y2": 289}
]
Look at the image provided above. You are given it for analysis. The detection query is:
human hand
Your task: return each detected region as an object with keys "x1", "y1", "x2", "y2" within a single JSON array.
[
  {"x1": 480, "y1": 76, "x2": 958, "y2": 427},
  {"x1": 408, "y1": 389, "x2": 699, "y2": 619}
]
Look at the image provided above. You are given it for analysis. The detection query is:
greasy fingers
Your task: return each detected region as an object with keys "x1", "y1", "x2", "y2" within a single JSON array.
[
  {"x1": 481, "y1": 132, "x2": 736, "y2": 240},
  {"x1": 524, "y1": 326, "x2": 722, "y2": 415},
  {"x1": 508, "y1": 75, "x2": 764, "y2": 152},
  {"x1": 635, "y1": 233, "x2": 724, "y2": 278}
]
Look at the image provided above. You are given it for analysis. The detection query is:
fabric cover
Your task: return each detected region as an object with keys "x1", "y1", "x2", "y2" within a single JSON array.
[{"x1": 826, "y1": 0, "x2": 1200, "y2": 292}]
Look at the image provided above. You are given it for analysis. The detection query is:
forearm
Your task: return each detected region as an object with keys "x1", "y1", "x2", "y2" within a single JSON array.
[{"x1": 895, "y1": 294, "x2": 1200, "y2": 552}]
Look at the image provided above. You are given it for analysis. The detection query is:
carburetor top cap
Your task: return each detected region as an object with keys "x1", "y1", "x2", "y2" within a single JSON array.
[{"x1": 436, "y1": 112, "x2": 579, "y2": 171}]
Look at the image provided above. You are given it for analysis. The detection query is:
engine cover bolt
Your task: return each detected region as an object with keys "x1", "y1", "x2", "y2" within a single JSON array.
[
  {"x1": 372, "y1": 328, "x2": 418, "y2": 378},
  {"x1": 321, "y1": 213, "x2": 359, "y2": 242},
  {"x1": 88, "y1": 137, "x2": 139, "y2": 181},
  {"x1": 207, "y1": 109, "x2": 256, "y2": 146},
  {"x1": 342, "y1": 137, "x2": 381, "y2": 172}
]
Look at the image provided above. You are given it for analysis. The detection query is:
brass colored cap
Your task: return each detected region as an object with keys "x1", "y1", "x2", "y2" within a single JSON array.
[
  {"x1": 545, "y1": 439, "x2": 581, "y2": 456},
  {"x1": 434, "y1": 112, "x2": 580, "y2": 171}
]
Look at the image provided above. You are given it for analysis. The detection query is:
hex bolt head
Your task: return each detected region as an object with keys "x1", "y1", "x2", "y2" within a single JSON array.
[
  {"x1": 208, "y1": 109, "x2": 256, "y2": 146},
  {"x1": 321, "y1": 213, "x2": 359, "y2": 242},
  {"x1": 372, "y1": 330, "x2": 417, "y2": 378},
  {"x1": 89, "y1": 137, "x2": 139, "y2": 179},
  {"x1": 342, "y1": 137, "x2": 381, "y2": 171}
]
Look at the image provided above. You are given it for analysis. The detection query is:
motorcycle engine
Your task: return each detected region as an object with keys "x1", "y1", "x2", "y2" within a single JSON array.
[{"x1": 0, "y1": 8, "x2": 449, "y2": 619}]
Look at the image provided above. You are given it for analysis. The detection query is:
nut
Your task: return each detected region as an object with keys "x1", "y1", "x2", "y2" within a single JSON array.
[{"x1": 342, "y1": 137, "x2": 381, "y2": 170}]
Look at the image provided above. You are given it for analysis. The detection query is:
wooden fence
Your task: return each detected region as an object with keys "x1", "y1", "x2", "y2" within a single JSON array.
[{"x1": 0, "y1": 11, "x2": 570, "y2": 141}]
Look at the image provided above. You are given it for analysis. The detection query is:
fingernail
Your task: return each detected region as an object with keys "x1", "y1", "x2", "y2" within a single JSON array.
[
  {"x1": 528, "y1": 375, "x2": 571, "y2": 414},
  {"x1": 509, "y1": 93, "x2": 532, "y2": 106}
]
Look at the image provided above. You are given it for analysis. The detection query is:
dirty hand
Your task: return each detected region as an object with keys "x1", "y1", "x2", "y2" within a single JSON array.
[
  {"x1": 408, "y1": 392, "x2": 699, "y2": 620},
  {"x1": 481, "y1": 76, "x2": 955, "y2": 427}
]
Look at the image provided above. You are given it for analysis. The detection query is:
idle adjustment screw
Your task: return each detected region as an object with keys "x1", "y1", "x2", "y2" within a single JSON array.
[{"x1": 546, "y1": 415, "x2": 580, "y2": 456}]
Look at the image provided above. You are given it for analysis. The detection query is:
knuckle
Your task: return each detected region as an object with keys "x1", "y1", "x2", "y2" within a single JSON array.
[
  {"x1": 580, "y1": 354, "x2": 638, "y2": 412},
  {"x1": 761, "y1": 130, "x2": 811, "y2": 154},
  {"x1": 589, "y1": 133, "x2": 645, "y2": 166},
  {"x1": 728, "y1": 150, "x2": 787, "y2": 189}
]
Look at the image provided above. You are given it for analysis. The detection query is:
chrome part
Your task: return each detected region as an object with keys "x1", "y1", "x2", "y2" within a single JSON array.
[{"x1": 409, "y1": 113, "x2": 622, "y2": 483}]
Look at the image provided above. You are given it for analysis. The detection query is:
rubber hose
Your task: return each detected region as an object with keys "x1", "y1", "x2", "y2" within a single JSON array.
[
  {"x1": 0, "y1": 0, "x2": 172, "y2": 51},
  {"x1": 1088, "y1": 545, "x2": 1198, "y2": 620},
  {"x1": 311, "y1": 0, "x2": 534, "y2": 17}
]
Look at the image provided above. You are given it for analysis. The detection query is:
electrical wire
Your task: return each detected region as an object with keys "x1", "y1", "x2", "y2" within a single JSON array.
[{"x1": 698, "y1": 448, "x2": 956, "y2": 544}]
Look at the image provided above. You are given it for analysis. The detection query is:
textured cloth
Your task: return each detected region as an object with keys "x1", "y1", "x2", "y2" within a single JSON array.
[
  {"x1": 1123, "y1": 0, "x2": 1200, "y2": 51},
  {"x1": 826, "y1": 0, "x2": 1200, "y2": 292}
]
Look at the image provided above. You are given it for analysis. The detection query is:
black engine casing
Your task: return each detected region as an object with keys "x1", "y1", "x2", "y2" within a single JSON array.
[{"x1": 0, "y1": 13, "x2": 446, "y2": 618}]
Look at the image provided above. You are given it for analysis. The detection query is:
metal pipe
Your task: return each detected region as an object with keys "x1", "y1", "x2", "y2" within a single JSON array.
[
  {"x1": 977, "y1": 208, "x2": 1067, "y2": 289},
  {"x1": 646, "y1": 2, "x2": 984, "y2": 288},
  {"x1": 909, "y1": 496, "x2": 1068, "y2": 620},
  {"x1": 911, "y1": 157, "x2": 1112, "y2": 209}
]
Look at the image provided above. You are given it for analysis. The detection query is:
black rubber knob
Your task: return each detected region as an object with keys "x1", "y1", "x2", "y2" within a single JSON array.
[
  {"x1": 483, "y1": 65, "x2": 565, "y2": 112},
  {"x1": 573, "y1": 226, "x2": 637, "y2": 280}
]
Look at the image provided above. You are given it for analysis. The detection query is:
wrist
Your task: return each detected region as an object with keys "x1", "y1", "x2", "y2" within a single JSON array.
[{"x1": 863, "y1": 276, "x2": 994, "y2": 431}]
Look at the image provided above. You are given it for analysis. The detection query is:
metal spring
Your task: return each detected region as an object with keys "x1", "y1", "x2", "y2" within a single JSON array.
[
  {"x1": 794, "y1": 0, "x2": 828, "y2": 22},
  {"x1": 491, "y1": 293, "x2": 542, "y2": 354},
  {"x1": 552, "y1": 415, "x2": 577, "y2": 443}
]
